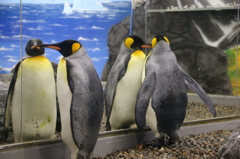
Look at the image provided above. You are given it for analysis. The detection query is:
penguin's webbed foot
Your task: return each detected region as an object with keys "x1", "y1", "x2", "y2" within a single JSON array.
[
  {"x1": 167, "y1": 138, "x2": 176, "y2": 145},
  {"x1": 167, "y1": 132, "x2": 180, "y2": 146},
  {"x1": 144, "y1": 140, "x2": 166, "y2": 148},
  {"x1": 167, "y1": 134, "x2": 179, "y2": 146},
  {"x1": 155, "y1": 137, "x2": 167, "y2": 148},
  {"x1": 144, "y1": 140, "x2": 158, "y2": 147}
]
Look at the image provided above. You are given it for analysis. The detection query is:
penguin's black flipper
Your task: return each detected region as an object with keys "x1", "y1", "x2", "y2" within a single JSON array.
[
  {"x1": 104, "y1": 54, "x2": 129, "y2": 131},
  {"x1": 135, "y1": 72, "x2": 156, "y2": 130},
  {"x1": 105, "y1": 65, "x2": 127, "y2": 113},
  {"x1": 179, "y1": 66, "x2": 216, "y2": 117},
  {"x1": 4, "y1": 61, "x2": 21, "y2": 139}
]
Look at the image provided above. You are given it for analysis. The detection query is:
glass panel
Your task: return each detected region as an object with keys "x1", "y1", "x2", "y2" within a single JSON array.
[
  {"x1": 145, "y1": 0, "x2": 240, "y2": 122},
  {"x1": 0, "y1": 0, "x2": 239, "y2": 149},
  {"x1": 0, "y1": 0, "x2": 133, "y2": 145}
]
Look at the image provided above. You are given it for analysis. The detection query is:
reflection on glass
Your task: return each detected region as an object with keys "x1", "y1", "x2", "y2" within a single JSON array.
[
  {"x1": 145, "y1": 1, "x2": 240, "y2": 121},
  {"x1": 185, "y1": 102, "x2": 238, "y2": 121},
  {"x1": 4, "y1": 39, "x2": 57, "y2": 143}
]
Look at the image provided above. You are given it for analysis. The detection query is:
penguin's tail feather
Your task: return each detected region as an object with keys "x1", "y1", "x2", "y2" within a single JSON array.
[{"x1": 105, "y1": 120, "x2": 111, "y2": 131}]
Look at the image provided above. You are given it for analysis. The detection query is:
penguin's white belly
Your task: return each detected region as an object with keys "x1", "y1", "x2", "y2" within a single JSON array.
[
  {"x1": 146, "y1": 98, "x2": 160, "y2": 138},
  {"x1": 57, "y1": 59, "x2": 78, "y2": 159},
  {"x1": 11, "y1": 56, "x2": 57, "y2": 142},
  {"x1": 110, "y1": 55, "x2": 145, "y2": 130}
]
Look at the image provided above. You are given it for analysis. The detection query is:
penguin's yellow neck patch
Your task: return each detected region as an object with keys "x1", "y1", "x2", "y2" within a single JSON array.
[
  {"x1": 23, "y1": 56, "x2": 50, "y2": 70},
  {"x1": 72, "y1": 43, "x2": 81, "y2": 54},
  {"x1": 164, "y1": 36, "x2": 170, "y2": 44},
  {"x1": 127, "y1": 50, "x2": 145, "y2": 71},
  {"x1": 59, "y1": 58, "x2": 66, "y2": 67},
  {"x1": 125, "y1": 37, "x2": 134, "y2": 49},
  {"x1": 26, "y1": 55, "x2": 45, "y2": 61},
  {"x1": 131, "y1": 50, "x2": 145, "y2": 58},
  {"x1": 58, "y1": 58, "x2": 68, "y2": 80}
]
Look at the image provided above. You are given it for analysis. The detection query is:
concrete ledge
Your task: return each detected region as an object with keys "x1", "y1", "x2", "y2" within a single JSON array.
[{"x1": 188, "y1": 93, "x2": 240, "y2": 106}]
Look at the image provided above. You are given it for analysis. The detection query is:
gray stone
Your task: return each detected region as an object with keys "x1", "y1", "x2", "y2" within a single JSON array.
[
  {"x1": 0, "y1": 81, "x2": 9, "y2": 141},
  {"x1": 102, "y1": 0, "x2": 237, "y2": 95},
  {"x1": 218, "y1": 127, "x2": 240, "y2": 159},
  {"x1": 0, "y1": 81, "x2": 9, "y2": 113}
]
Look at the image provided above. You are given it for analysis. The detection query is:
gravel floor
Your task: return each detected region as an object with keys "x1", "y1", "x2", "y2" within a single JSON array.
[{"x1": 95, "y1": 129, "x2": 233, "y2": 159}]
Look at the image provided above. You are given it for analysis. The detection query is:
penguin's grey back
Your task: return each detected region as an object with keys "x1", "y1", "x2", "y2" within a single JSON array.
[
  {"x1": 148, "y1": 41, "x2": 187, "y2": 134},
  {"x1": 65, "y1": 47, "x2": 103, "y2": 156}
]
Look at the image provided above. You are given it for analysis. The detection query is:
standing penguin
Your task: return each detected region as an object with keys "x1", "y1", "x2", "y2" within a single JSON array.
[
  {"x1": 4, "y1": 39, "x2": 57, "y2": 143},
  {"x1": 135, "y1": 35, "x2": 216, "y2": 147},
  {"x1": 105, "y1": 35, "x2": 151, "y2": 131},
  {"x1": 40, "y1": 40, "x2": 103, "y2": 159}
]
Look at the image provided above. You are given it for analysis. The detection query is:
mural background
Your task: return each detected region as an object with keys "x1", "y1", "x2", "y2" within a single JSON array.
[{"x1": 0, "y1": 0, "x2": 132, "y2": 77}]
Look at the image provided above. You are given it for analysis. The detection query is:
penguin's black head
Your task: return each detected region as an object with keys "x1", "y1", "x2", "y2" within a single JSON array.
[
  {"x1": 124, "y1": 35, "x2": 151, "y2": 50},
  {"x1": 152, "y1": 35, "x2": 170, "y2": 48},
  {"x1": 25, "y1": 39, "x2": 45, "y2": 56},
  {"x1": 40, "y1": 40, "x2": 82, "y2": 57}
]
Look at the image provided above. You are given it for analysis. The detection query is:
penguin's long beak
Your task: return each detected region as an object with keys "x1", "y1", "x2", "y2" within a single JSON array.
[
  {"x1": 141, "y1": 44, "x2": 152, "y2": 48},
  {"x1": 39, "y1": 44, "x2": 61, "y2": 51}
]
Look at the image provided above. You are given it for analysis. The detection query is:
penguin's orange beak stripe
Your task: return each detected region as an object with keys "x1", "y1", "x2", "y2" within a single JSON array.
[
  {"x1": 31, "y1": 46, "x2": 41, "y2": 49},
  {"x1": 141, "y1": 45, "x2": 152, "y2": 48},
  {"x1": 45, "y1": 46, "x2": 61, "y2": 50}
]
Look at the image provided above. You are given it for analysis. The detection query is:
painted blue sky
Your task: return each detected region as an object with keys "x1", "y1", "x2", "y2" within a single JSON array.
[
  {"x1": 1, "y1": 0, "x2": 131, "y2": 3},
  {"x1": 0, "y1": 1, "x2": 132, "y2": 76}
]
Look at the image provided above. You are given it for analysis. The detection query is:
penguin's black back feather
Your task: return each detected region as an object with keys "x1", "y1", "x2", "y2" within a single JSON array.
[
  {"x1": 104, "y1": 42, "x2": 132, "y2": 130},
  {"x1": 4, "y1": 61, "x2": 22, "y2": 139},
  {"x1": 135, "y1": 71, "x2": 156, "y2": 130}
]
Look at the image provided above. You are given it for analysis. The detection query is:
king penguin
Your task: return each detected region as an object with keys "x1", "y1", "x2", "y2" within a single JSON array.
[
  {"x1": 4, "y1": 39, "x2": 57, "y2": 143},
  {"x1": 135, "y1": 35, "x2": 216, "y2": 147},
  {"x1": 105, "y1": 35, "x2": 151, "y2": 131},
  {"x1": 40, "y1": 40, "x2": 103, "y2": 159}
]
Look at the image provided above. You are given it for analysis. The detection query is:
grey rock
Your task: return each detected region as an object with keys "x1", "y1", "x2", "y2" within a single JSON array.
[
  {"x1": 0, "y1": 81, "x2": 9, "y2": 113},
  {"x1": 102, "y1": 0, "x2": 236, "y2": 95},
  {"x1": 218, "y1": 127, "x2": 240, "y2": 159},
  {"x1": 0, "y1": 81, "x2": 9, "y2": 141},
  {"x1": 0, "y1": 74, "x2": 11, "y2": 83}
]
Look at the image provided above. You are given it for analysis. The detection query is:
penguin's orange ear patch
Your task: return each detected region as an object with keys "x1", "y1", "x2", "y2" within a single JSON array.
[
  {"x1": 141, "y1": 45, "x2": 152, "y2": 48},
  {"x1": 72, "y1": 43, "x2": 81, "y2": 54},
  {"x1": 125, "y1": 37, "x2": 134, "y2": 49}
]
